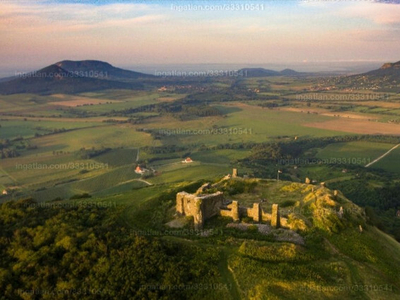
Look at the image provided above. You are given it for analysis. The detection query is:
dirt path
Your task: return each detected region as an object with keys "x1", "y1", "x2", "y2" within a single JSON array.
[
  {"x1": 136, "y1": 178, "x2": 153, "y2": 186},
  {"x1": 115, "y1": 178, "x2": 153, "y2": 186},
  {"x1": 365, "y1": 144, "x2": 400, "y2": 167}
]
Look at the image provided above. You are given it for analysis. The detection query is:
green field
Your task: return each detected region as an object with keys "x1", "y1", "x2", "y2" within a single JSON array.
[
  {"x1": 316, "y1": 141, "x2": 396, "y2": 166},
  {"x1": 372, "y1": 146, "x2": 400, "y2": 174}
]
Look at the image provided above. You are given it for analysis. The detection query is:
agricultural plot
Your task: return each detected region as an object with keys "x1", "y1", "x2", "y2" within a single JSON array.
[
  {"x1": 153, "y1": 103, "x2": 350, "y2": 148},
  {"x1": 304, "y1": 118, "x2": 400, "y2": 135},
  {"x1": 372, "y1": 146, "x2": 400, "y2": 174},
  {"x1": 70, "y1": 91, "x2": 165, "y2": 113},
  {"x1": 93, "y1": 180, "x2": 149, "y2": 197},
  {"x1": 1, "y1": 154, "x2": 88, "y2": 187},
  {"x1": 0, "y1": 147, "x2": 142, "y2": 201},
  {"x1": 316, "y1": 141, "x2": 396, "y2": 166},
  {"x1": 149, "y1": 163, "x2": 232, "y2": 184},
  {"x1": 216, "y1": 103, "x2": 350, "y2": 138},
  {"x1": 0, "y1": 119, "x2": 102, "y2": 140},
  {"x1": 0, "y1": 165, "x2": 15, "y2": 189},
  {"x1": 294, "y1": 165, "x2": 353, "y2": 184},
  {"x1": 68, "y1": 165, "x2": 140, "y2": 193},
  {"x1": 190, "y1": 149, "x2": 250, "y2": 165},
  {"x1": 94, "y1": 148, "x2": 138, "y2": 167},
  {"x1": 28, "y1": 164, "x2": 142, "y2": 201},
  {"x1": 28, "y1": 124, "x2": 156, "y2": 152},
  {"x1": 0, "y1": 94, "x2": 53, "y2": 113}
]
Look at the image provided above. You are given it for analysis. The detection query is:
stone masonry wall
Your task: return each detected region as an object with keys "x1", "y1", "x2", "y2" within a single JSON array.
[
  {"x1": 177, "y1": 190, "x2": 282, "y2": 229},
  {"x1": 220, "y1": 201, "x2": 240, "y2": 221},
  {"x1": 247, "y1": 203, "x2": 261, "y2": 222},
  {"x1": 176, "y1": 191, "x2": 224, "y2": 229}
]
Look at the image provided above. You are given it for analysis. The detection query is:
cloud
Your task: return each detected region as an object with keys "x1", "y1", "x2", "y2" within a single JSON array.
[
  {"x1": 338, "y1": 2, "x2": 400, "y2": 26},
  {"x1": 348, "y1": 28, "x2": 400, "y2": 42},
  {"x1": 0, "y1": 2, "x2": 162, "y2": 32}
]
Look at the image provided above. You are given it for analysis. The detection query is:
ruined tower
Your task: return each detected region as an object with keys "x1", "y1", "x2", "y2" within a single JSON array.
[
  {"x1": 271, "y1": 204, "x2": 280, "y2": 228},
  {"x1": 232, "y1": 168, "x2": 238, "y2": 178}
]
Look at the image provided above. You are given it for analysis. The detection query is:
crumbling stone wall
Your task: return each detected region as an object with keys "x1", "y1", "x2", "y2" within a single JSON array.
[
  {"x1": 220, "y1": 201, "x2": 240, "y2": 221},
  {"x1": 247, "y1": 203, "x2": 261, "y2": 222},
  {"x1": 176, "y1": 190, "x2": 282, "y2": 228},
  {"x1": 176, "y1": 191, "x2": 224, "y2": 229},
  {"x1": 261, "y1": 212, "x2": 271, "y2": 222}
]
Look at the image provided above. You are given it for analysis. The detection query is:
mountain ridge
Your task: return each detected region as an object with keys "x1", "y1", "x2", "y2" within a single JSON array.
[
  {"x1": 55, "y1": 60, "x2": 154, "y2": 80},
  {"x1": 0, "y1": 63, "x2": 142, "y2": 95},
  {"x1": 239, "y1": 67, "x2": 304, "y2": 77}
]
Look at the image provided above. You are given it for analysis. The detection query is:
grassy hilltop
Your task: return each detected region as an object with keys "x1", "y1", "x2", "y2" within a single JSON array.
[{"x1": 2, "y1": 178, "x2": 399, "y2": 299}]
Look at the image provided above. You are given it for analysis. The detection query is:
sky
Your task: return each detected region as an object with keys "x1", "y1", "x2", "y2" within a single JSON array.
[{"x1": 1, "y1": 0, "x2": 400, "y2": 73}]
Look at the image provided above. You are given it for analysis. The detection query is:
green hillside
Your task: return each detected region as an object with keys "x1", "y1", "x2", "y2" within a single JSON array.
[{"x1": 1, "y1": 178, "x2": 400, "y2": 299}]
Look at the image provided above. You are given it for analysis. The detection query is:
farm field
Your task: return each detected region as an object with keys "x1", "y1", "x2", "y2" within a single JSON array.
[
  {"x1": 25, "y1": 124, "x2": 156, "y2": 151},
  {"x1": 372, "y1": 146, "x2": 400, "y2": 174},
  {"x1": 316, "y1": 141, "x2": 397, "y2": 166},
  {"x1": 149, "y1": 163, "x2": 232, "y2": 184},
  {"x1": 304, "y1": 118, "x2": 400, "y2": 135},
  {"x1": 0, "y1": 119, "x2": 102, "y2": 139},
  {"x1": 189, "y1": 149, "x2": 250, "y2": 164},
  {"x1": 153, "y1": 103, "x2": 352, "y2": 147}
]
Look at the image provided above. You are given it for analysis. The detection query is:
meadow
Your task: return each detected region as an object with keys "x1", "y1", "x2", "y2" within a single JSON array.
[
  {"x1": 315, "y1": 141, "x2": 397, "y2": 166},
  {"x1": 373, "y1": 146, "x2": 400, "y2": 174}
]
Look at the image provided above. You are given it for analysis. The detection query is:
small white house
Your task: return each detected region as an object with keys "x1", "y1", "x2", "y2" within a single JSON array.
[{"x1": 182, "y1": 157, "x2": 193, "y2": 163}]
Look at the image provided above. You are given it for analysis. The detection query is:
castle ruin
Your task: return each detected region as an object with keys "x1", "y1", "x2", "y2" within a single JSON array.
[{"x1": 176, "y1": 189, "x2": 284, "y2": 229}]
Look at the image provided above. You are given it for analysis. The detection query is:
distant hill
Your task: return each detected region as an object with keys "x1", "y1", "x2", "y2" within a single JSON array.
[
  {"x1": 240, "y1": 67, "x2": 304, "y2": 77},
  {"x1": 55, "y1": 60, "x2": 154, "y2": 80},
  {"x1": 240, "y1": 68, "x2": 280, "y2": 77},
  {"x1": 336, "y1": 60, "x2": 400, "y2": 92},
  {"x1": 0, "y1": 76, "x2": 15, "y2": 83},
  {"x1": 0, "y1": 64, "x2": 143, "y2": 95},
  {"x1": 280, "y1": 68, "x2": 302, "y2": 76},
  {"x1": 361, "y1": 60, "x2": 400, "y2": 78}
]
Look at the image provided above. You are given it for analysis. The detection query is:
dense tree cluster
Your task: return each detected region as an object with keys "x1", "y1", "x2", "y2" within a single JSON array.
[
  {"x1": 0, "y1": 198, "x2": 225, "y2": 299},
  {"x1": 142, "y1": 145, "x2": 190, "y2": 155},
  {"x1": 0, "y1": 148, "x2": 20, "y2": 159}
]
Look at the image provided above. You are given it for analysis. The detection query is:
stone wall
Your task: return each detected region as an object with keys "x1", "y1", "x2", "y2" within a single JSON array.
[
  {"x1": 220, "y1": 201, "x2": 240, "y2": 221},
  {"x1": 261, "y1": 212, "x2": 272, "y2": 222},
  {"x1": 176, "y1": 191, "x2": 224, "y2": 229},
  {"x1": 200, "y1": 192, "x2": 224, "y2": 224},
  {"x1": 271, "y1": 204, "x2": 280, "y2": 228},
  {"x1": 176, "y1": 190, "x2": 282, "y2": 229},
  {"x1": 247, "y1": 203, "x2": 261, "y2": 222}
]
